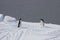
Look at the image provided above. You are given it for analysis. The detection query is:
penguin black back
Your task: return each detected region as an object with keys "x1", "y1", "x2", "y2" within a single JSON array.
[{"x1": 18, "y1": 18, "x2": 22, "y2": 28}]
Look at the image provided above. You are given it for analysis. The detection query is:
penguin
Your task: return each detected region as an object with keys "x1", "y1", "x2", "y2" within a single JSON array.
[
  {"x1": 18, "y1": 18, "x2": 22, "y2": 28},
  {"x1": 40, "y1": 18, "x2": 44, "y2": 27}
]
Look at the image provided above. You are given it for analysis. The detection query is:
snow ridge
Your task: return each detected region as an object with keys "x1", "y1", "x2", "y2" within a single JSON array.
[{"x1": 0, "y1": 14, "x2": 60, "y2": 40}]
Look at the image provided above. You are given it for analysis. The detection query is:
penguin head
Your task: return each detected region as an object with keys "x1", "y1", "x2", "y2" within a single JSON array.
[
  {"x1": 40, "y1": 18, "x2": 44, "y2": 22},
  {"x1": 19, "y1": 18, "x2": 22, "y2": 20}
]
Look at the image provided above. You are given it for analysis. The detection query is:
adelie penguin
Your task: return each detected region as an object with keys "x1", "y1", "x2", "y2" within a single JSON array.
[
  {"x1": 18, "y1": 18, "x2": 22, "y2": 28},
  {"x1": 40, "y1": 18, "x2": 44, "y2": 27}
]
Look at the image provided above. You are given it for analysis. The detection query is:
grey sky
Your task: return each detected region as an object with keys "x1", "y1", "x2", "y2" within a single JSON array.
[{"x1": 0, "y1": 0, "x2": 60, "y2": 24}]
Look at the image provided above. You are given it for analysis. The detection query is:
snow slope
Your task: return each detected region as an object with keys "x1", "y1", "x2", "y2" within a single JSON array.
[{"x1": 0, "y1": 14, "x2": 60, "y2": 40}]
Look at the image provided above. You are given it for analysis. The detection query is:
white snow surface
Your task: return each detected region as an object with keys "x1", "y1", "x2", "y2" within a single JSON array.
[
  {"x1": 0, "y1": 14, "x2": 60, "y2": 40},
  {"x1": 4, "y1": 16, "x2": 16, "y2": 23}
]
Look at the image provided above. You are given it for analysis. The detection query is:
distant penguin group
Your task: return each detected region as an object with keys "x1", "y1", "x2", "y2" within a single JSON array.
[{"x1": 18, "y1": 18, "x2": 44, "y2": 28}]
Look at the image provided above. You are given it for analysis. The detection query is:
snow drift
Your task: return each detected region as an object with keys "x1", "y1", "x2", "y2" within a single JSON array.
[{"x1": 0, "y1": 14, "x2": 60, "y2": 40}]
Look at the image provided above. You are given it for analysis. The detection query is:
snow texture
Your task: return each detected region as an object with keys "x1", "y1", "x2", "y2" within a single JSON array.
[{"x1": 0, "y1": 14, "x2": 60, "y2": 40}]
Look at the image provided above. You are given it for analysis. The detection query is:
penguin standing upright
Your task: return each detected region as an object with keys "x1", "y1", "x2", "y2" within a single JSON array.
[
  {"x1": 40, "y1": 18, "x2": 44, "y2": 27},
  {"x1": 18, "y1": 18, "x2": 22, "y2": 28}
]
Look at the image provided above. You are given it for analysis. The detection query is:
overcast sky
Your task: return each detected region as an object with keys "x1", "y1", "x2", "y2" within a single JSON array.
[{"x1": 0, "y1": 0, "x2": 60, "y2": 24}]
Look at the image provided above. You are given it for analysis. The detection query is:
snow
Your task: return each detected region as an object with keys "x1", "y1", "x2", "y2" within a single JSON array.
[
  {"x1": 0, "y1": 14, "x2": 60, "y2": 40},
  {"x1": 0, "y1": 14, "x2": 3, "y2": 22},
  {"x1": 20, "y1": 21, "x2": 44, "y2": 29},
  {"x1": 4, "y1": 16, "x2": 16, "y2": 23},
  {"x1": 20, "y1": 27, "x2": 59, "y2": 40}
]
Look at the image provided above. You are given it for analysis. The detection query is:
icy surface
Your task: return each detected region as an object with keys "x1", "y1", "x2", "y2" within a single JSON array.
[
  {"x1": 4, "y1": 16, "x2": 16, "y2": 23},
  {"x1": 0, "y1": 14, "x2": 60, "y2": 40},
  {"x1": 0, "y1": 14, "x2": 3, "y2": 22}
]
